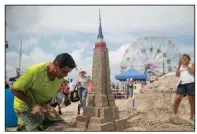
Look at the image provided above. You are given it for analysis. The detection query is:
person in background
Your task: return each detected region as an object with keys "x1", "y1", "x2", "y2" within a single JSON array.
[
  {"x1": 116, "y1": 84, "x2": 119, "y2": 89},
  {"x1": 173, "y1": 54, "x2": 195, "y2": 125},
  {"x1": 50, "y1": 80, "x2": 70, "y2": 115},
  {"x1": 11, "y1": 53, "x2": 76, "y2": 131},
  {"x1": 124, "y1": 79, "x2": 129, "y2": 99},
  {"x1": 86, "y1": 76, "x2": 92, "y2": 106},
  {"x1": 112, "y1": 83, "x2": 115, "y2": 89},
  {"x1": 128, "y1": 78, "x2": 134, "y2": 98},
  {"x1": 77, "y1": 70, "x2": 90, "y2": 115},
  {"x1": 87, "y1": 76, "x2": 92, "y2": 94},
  {"x1": 63, "y1": 80, "x2": 71, "y2": 107},
  {"x1": 69, "y1": 79, "x2": 76, "y2": 92}
]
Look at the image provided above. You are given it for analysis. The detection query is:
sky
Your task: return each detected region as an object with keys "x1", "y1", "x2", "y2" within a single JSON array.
[{"x1": 5, "y1": 6, "x2": 194, "y2": 83}]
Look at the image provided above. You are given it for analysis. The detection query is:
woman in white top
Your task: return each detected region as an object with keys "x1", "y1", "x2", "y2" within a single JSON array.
[
  {"x1": 77, "y1": 70, "x2": 90, "y2": 115},
  {"x1": 174, "y1": 54, "x2": 195, "y2": 125}
]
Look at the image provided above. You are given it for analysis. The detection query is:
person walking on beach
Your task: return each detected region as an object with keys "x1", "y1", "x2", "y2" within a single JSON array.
[
  {"x1": 128, "y1": 79, "x2": 134, "y2": 98},
  {"x1": 50, "y1": 80, "x2": 70, "y2": 115},
  {"x1": 173, "y1": 54, "x2": 195, "y2": 125},
  {"x1": 124, "y1": 79, "x2": 129, "y2": 99},
  {"x1": 11, "y1": 53, "x2": 76, "y2": 131},
  {"x1": 87, "y1": 76, "x2": 92, "y2": 94},
  {"x1": 77, "y1": 70, "x2": 90, "y2": 115}
]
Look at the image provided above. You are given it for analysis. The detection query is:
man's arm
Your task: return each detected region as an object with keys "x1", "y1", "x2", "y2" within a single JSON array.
[
  {"x1": 11, "y1": 88, "x2": 35, "y2": 108},
  {"x1": 11, "y1": 68, "x2": 36, "y2": 108},
  {"x1": 187, "y1": 64, "x2": 195, "y2": 75}
]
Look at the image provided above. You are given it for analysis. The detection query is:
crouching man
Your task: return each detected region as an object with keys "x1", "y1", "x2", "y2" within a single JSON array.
[{"x1": 11, "y1": 53, "x2": 76, "y2": 131}]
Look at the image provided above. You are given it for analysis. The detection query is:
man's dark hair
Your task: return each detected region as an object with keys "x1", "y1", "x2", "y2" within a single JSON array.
[{"x1": 53, "y1": 53, "x2": 76, "y2": 69}]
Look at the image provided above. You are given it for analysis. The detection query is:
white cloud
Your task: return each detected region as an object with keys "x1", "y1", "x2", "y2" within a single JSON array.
[
  {"x1": 51, "y1": 39, "x2": 90, "y2": 51},
  {"x1": 6, "y1": 6, "x2": 44, "y2": 32},
  {"x1": 72, "y1": 41, "x2": 89, "y2": 49},
  {"x1": 51, "y1": 37, "x2": 68, "y2": 51},
  {"x1": 70, "y1": 49, "x2": 84, "y2": 62},
  {"x1": 25, "y1": 47, "x2": 54, "y2": 65},
  {"x1": 6, "y1": 6, "x2": 194, "y2": 36},
  {"x1": 7, "y1": 38, "x2": 39, "y2": 53},
  {"x1": 5, "y1": 41, "x2": 194, "y2": 83},
  {"x1": 22, "y1": 38, "x2": 39, "y2": 52},
  {"x1": 107, "y1": 44, "x2": 131, "y2": 82},
  {"x1": 70, "y1": 42, "x2": 89, "y2": 62},
  {"x1": 105, "y1": 33, "x2": 138, "y2": 44},
  {"x1": 6, "y1": 52, "x2": 19, "y2": 68},
  {"x1": 5, "y1": 6, "x2": 195, "y2": 83},
  {"x1": 109, "y1": 44, "x2": 131, "y2": 66},
  {"x1": 178, "y1": 44, "x2": 194, "y2": 54},
  {"x1": 5, "y1": 39, "x2": 92, "y2": 81},
  {"x1": 178, "y1": 44, "x2": 195, "y2": 62},
  {"x1": 6, "y1": 47, "x2": 54, "y2": 79}
]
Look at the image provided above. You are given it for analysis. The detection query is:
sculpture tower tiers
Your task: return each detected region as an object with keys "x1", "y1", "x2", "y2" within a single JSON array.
[{"x1": 76, "y1": 9, "x2": 126, "y2": 131}]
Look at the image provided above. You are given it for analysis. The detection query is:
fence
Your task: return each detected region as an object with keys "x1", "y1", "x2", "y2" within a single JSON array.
[{"x1": 111, "y1": 88, "x2": 126, "y2": 99}]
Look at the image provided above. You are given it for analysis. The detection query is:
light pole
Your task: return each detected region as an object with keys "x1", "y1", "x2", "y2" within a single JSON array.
[
  {"x1": 163, "y1": 53, "x2": 167, "y2": 75},
  {"x1": 163, "y1": 62, "x2": 164, "y2": 74},
  {"x1": 5, "y1": 22, "x2": 8, "y2": 82},
  {"x1": 5, "y1": 23, "x2": 8, "y2": 49}
]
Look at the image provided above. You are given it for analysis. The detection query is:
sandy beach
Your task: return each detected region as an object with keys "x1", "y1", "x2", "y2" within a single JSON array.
[{"x1": 6, "y1": 75, "x2": 195, "y2": 132}]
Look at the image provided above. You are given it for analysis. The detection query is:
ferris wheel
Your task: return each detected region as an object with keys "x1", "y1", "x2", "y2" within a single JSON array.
[{"x1": 120, "y1": 36, "x2": 182, "y2": 75}]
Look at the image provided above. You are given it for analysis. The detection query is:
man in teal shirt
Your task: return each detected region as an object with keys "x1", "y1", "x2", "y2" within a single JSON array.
[{"x1": 11, "y1": 53, "x2": 76, "y2": 131}]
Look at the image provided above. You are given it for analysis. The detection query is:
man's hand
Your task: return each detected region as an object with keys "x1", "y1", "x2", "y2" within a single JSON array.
[
  {"x1": 49, "y1": 106, "x2": 58, "y2": 114},
  {"x1": 44, "y1": 105, "x2": 58, "y2": 115},
  {"x1": 31, "y1": 105, "x2": 46, "y2": 115}
]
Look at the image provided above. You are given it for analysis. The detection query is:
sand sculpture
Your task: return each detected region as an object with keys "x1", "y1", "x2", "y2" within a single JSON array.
[{"x1": 75, "y1": 10, "x2": 127, "y2": 131}]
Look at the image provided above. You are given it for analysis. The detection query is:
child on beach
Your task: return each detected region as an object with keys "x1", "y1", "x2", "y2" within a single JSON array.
[{"x1": 173, "y1": 54, "x2": 195, "y2": 125}]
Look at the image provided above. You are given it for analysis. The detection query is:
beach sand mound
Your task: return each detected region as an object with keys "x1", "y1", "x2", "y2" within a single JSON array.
[
  {"x1": 120, "y1": 75, "x2": 194, "y2": 131},
  {"x1": 6, "y1": 75, "x2": 194, "y2": 131}
]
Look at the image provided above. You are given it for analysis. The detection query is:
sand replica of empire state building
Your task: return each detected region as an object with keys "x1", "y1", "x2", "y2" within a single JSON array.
[{"x1": 75, "y1": 10, "x2": 127, "y2": 131}]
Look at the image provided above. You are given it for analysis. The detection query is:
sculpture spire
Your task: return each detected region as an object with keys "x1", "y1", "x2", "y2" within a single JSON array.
[{"x1": 97, "y1": 9, "x2": 104, "y2": 40}]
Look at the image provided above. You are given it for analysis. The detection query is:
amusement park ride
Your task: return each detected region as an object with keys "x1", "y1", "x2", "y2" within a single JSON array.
[{"x1": 120, "y1": 36, "x2": 182, "y2": 76}]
